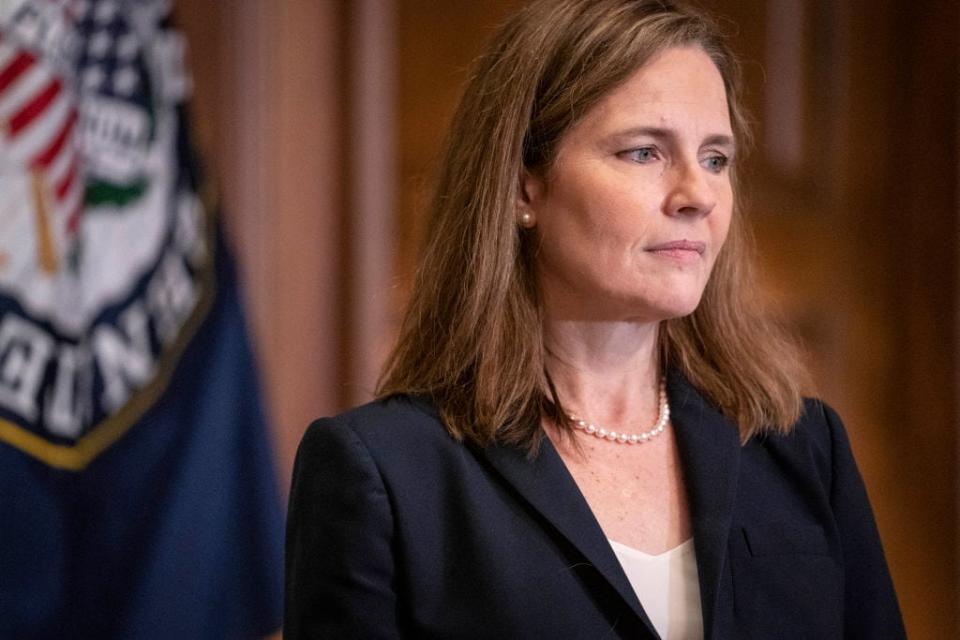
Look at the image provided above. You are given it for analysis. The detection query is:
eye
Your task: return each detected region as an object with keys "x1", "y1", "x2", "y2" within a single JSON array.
[
  {"x1": 621, "y1": 146, "x2": 660, "y2": 164},
  {"x1": 701, "y1": 153, "x2": 729, "y2": 174}
]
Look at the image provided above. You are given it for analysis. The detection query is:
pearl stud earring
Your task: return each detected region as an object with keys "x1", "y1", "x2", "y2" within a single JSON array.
[{"x1": 518, "y1": 211, "x2": 534, "y2": 228}]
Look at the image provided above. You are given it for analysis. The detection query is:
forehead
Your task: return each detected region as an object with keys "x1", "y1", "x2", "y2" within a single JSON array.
[{"x1": 572, "y1": 46, "x2": 732, "y2": 139}]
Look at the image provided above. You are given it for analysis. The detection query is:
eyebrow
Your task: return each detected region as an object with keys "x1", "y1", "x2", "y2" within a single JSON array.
[{"x1": 609, "y1": 126, "x2": 736, "y2": 151}]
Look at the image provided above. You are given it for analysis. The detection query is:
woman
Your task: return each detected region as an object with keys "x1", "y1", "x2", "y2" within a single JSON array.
[{"x1": 285, "y1": 1, "x2": 905, "y2": 638}]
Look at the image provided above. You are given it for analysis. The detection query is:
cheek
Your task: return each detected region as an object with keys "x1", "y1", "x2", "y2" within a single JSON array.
[
  {"x1": 532, "y1": 167, "x2": 662, "y2": 264},
  {"x1": 712, "y1": 212, "x2": 732, "y2": 248},
  {"x1": 705, "y1": 213, "x2": 734, "y2": 276},
  {"x1": 580, "y1": 184, "x2": 661, "y2": 250},
  {"x1": 711, "y1": 189, "x2": 734, "y2": 245}
]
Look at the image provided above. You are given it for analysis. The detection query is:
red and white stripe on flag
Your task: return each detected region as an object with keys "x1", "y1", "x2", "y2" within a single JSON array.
[{"x1": 0, "y1": 30, "x2": 83, "y2": 255}]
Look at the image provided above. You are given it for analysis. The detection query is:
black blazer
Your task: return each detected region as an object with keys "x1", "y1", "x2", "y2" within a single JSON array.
[{"x1": 285, "y1": 373, "x2": 905, "y2": 639}]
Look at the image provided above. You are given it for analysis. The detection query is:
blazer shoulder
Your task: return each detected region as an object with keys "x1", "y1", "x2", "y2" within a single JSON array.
[
  {"x1": 750, "y1": 397, "x2": 845, "y2": 491},
  {"x1": 793, "y1": 397, "x2": 851, "y2": 455},
  {"x1": 795, "y1": 397, "x2": 835, "y2": 444},
  {"x1": 305, "y1": 394, "x2": 455, "y2": 455}
]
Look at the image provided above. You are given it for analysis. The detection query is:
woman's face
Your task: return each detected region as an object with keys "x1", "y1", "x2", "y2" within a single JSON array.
[{"x1": 524, "y1": 46, "x2": 734, "y2": 323}]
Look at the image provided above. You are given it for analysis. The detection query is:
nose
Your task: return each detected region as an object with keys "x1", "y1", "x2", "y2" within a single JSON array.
[{"x1": 663, "y1": 160, "x2": 716, "y2": 217}]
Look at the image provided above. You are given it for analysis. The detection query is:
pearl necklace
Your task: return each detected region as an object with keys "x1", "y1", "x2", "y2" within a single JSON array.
[{"x1": 567, "y1": 380, "x2": 670, "y2": 445}]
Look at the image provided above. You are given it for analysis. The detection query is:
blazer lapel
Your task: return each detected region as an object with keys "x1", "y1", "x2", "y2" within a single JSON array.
[
  {"x1": 472, "y1": 437, "x2": 659, "y2": 637},
  {"x1": 667, "y1": 371, "x2": 742, "y2": 640},
  {"x1": 468, "y1": 370, "x2": 742, "y2": 640}
]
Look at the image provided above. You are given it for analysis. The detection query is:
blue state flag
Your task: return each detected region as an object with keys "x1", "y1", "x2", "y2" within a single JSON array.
[{"x1": 0, "y1": 1, "x2": 283, "y2": 637}]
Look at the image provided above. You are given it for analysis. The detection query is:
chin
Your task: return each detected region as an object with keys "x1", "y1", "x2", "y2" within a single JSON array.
[
  {"x1": 644, "y1": 292, "x2": 707, "y2": 321},
  {"x1": 652, "y1": 278, "x2": 710, "y2": 318},
  {"x1": 656, "y1": 304, "x2": 701, "y2": 322},
  {"x1": 609, "y1": 296, "x2": 702, "y2": 323}
]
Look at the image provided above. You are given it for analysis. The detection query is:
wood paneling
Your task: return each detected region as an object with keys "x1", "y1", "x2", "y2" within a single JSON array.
[
  {"x1": 176, "y1": 0, "x2": 345, "y2": 489},
  {"x1": 395, "y1": 0, "x2": 521, "y2": 280}
]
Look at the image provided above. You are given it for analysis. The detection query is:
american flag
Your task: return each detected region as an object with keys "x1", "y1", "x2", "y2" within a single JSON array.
[
  {"x1": 0, "y1": 10, "x2": 84, "y2": 275},
  {"x1": 74, "y1": 0, "x2": 150, "y2": 102}
]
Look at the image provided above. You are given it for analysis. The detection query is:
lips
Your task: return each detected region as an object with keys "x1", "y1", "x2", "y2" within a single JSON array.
[{"x1": 645, "y1": 239, "x2": 706, "y2": 255}]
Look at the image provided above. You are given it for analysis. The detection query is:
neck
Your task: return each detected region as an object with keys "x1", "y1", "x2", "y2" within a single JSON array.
[{"x1": 543, "y1": 317, "x2": 662, "y2": 426}]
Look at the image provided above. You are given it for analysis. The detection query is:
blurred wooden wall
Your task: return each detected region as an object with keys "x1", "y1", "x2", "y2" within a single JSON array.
[{"x1": 177, "y1": 1, "x2": 958, "y2": 637}]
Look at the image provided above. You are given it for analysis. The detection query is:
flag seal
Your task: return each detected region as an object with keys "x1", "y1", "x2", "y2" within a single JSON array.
[{"x1": 0, "y1": 0, "x2": 215, "y2": 470}]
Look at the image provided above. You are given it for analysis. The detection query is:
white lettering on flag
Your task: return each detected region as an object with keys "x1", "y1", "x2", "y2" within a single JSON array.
[
  {"x1": 0, "y1": 313, "x2": 53, "y2": 421},
  {"x1": 93, "y1": 300, "x2": 155, "y2": 411},
  {"x1": 45, "y1": 342, "x2": 93, "y2": 438}
]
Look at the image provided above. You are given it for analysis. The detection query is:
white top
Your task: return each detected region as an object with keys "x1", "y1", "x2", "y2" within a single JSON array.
[{"x1": 608, "y1": 538, "x2": 704, "y2": 640}]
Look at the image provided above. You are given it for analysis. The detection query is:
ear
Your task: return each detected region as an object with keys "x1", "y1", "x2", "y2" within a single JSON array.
[
  {"x1": 517, "y1": 169, "x2": 545, "y2": 228},
  {"x1": 518, "y1": 168, "x2": 545, "y2": 208}
]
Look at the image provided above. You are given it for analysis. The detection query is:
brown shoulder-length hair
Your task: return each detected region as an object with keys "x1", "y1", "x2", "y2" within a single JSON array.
[{"x1": 378, "y1": 0, "x2": 811, "y2": 451}]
